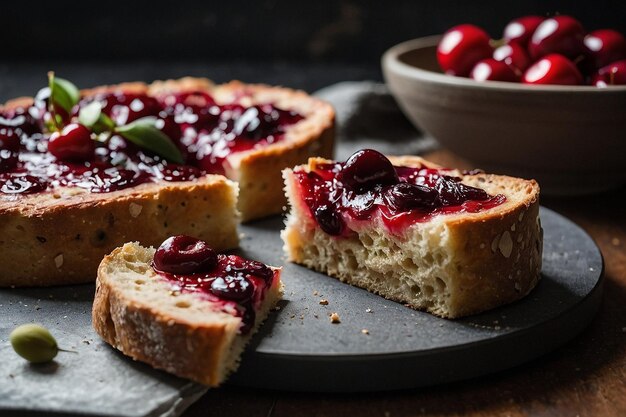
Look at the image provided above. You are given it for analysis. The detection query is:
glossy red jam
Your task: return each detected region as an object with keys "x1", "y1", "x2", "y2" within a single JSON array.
[
  {"x1": 0, "y1": 88, "x2": 303, "y2": 195},
  {"x1": 152, "y1": 236, "x2": 276, "y2": 334},
  {"x1": 294, "y1": 149, "x2": 506, "y2": 236}
]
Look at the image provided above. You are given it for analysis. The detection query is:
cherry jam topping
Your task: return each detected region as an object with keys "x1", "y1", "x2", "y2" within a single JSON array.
[
  {"x1": 295, "y1": 149, "x2": 506, "y2": 236},
  {"x1": 0, "y1": 88, "x2": 303, "y2": 195},
  {"x1": 152, "y1": 235, "x2": 276, "y2": 334}
]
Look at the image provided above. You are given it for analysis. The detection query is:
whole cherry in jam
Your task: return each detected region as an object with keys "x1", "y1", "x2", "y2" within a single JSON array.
[
  {"x1": 470, "y1": 58, "x2": 519, "y2": 82},
  {"x1": 523, "y1": 54, "x2": 583, "y2": 85},
  {"x1": 493, "y1": 43, "x2": 532, "y2": 73},
  {"x1": 210, "y1": 275, "x2": 254, "y2": 302},
  {"x1": 99, "y1": 93, "x2": 162, "y2": 125},
  {"x1": 0, "y1": 175, "x2": 47, "y2": 194},
  {"x1": 383, "y1": 182, "x2": 438, "y2": 212},
  {"x1": 592, "y1": 59, "x2": 626, "y2": 86},
  {"x1": 338, "y1": 149, "x2": 399, "y2": 193},
  {"x1": 435, "y1": 176, "x2": 489, "y2": 205},
  {"x1": 0, "y1": 130, "x2": 20, "y2": 172},
  {"x1": 314, "y1": 205, "x2": 345, "y2": 236},
  {"x1": 0, "y1": 107, "x2": 40, "y2": 137},
  {"x1": 528, "y1": 15, "x2": 586, "y2": 60},
  {"x1": 224, "y1": 256, "x2": 274, "y2": 282},
  {"x1": 153, "y1": 235, "x2": 218, "y2": 275},
  {"x1": 47, "y1": 123, "x2": 96, "y2": 162},
  {"x1": 583, "y1": 29, "x2": 626, "y2": 70},
  {"x1": 437, "y1": 24, "x2": 493, "y2": 77},
  {"x1": 233, "y1": 106, "x2": 276, "y2": 140},
  {"x1": 502, "y1": 15, "x2": 544, "y2": 47}
]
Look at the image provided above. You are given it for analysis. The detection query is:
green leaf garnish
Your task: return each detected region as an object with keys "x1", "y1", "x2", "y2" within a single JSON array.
[
  {"x1": 78, "y1": 101, "x2": 115, "y2": 133},
  {"x1": 115, "y1": 117, "x2": 184, "y2": 164},
  {"x1": 78, "y1": 101, "x2": 101, "y2": 126},
  {"x1": 48, "y1": 72, "x2": 80, "y2": 114}
]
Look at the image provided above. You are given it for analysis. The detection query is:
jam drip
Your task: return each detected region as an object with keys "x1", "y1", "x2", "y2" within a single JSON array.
[
  {"x1": 152, "y1": 236, "x2": 276, "y2": 334},
  {"x1": 0, "y1": 87, "x2": 303, "y2": 195},
  {"x1": 294, "y1": 149, "x2": 506, "y2": 236}
]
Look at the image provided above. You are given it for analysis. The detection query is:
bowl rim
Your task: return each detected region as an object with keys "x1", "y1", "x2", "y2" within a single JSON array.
[{"x1": 382, "y1": 35, "x2": 626, "y2": 93}]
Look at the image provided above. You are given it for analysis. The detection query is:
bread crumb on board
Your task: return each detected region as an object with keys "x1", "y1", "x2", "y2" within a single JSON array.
[
  {"x1": 329, "y1": 312, "x2": 340, "y2": 323},
  {"x1": 319, "y1": 299, "x2": 329, "y2": 305},
  {"x1": 361, "y1": 329, "x2": 369, "y2": 335}
]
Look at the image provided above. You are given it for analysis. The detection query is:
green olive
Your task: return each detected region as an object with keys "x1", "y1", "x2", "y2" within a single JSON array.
[{"x1": 9, "y1": 324, "x2": 59, "y2": 363}]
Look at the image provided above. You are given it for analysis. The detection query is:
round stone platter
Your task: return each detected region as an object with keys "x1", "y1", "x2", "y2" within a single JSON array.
[
  {"x1": 229, "y1": 206, "x2": 604, "y2": 392},
  {"x1": 0, "y1": 206, "x2": 603, "y2": 417}
]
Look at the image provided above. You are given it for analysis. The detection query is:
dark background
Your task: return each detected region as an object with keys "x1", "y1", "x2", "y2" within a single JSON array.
[
  {"x1": 1, "y1": 0, "x2": 625, "y2": 97},
  {"x1": 4, "y1": 0, "x2": 625, "y2": 62}
]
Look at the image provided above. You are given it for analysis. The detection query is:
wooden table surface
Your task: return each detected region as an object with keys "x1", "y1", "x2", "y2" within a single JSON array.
[{"x1": 184, "y1": 150, "x2": 626, "y2": 417}]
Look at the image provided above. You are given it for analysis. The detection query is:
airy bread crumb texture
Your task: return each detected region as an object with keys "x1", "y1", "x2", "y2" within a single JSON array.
[
  {"x1": 92, "y1": 242, "x2": 283, "y2": 386},
  {"x1": 282, "y1": 157, "x2": 542, "y2": 319}
]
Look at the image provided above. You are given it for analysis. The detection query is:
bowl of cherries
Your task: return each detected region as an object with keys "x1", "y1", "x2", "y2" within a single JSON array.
[{"x1": 382, "y1": 15, "x2": 626, "y2": 195}]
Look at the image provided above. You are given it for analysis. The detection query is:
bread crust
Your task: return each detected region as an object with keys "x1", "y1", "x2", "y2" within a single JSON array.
[
  {"x1": 0, "y1": 176, "x2": 239, "y2": 287},
  {"x1": 92, "y1": 243, "x2": 282, "y2": 386},
  {"x1": 283, "y1": 155, "x2": 542, "y2": 318}
]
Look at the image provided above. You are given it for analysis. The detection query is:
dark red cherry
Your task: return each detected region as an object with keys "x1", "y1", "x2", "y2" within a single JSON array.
[
  {"x1": 0, "y1": 130, "x2": 20, "y2": 151},
  {"x1": 338, "y1": 149, "x2": 399, "y2": 193},
  {"x1": 47, "y1": 123, "x2": 95, "y2": 162},
  {"x1": 153, "y1": 116, "x2": 180, "y2": 140},
  {"x1": 0, "y1": 130, "x2": 20, "y2": 172},
  {"x1": 584, "y1": 29, "x2": 626, "y2": 70},
  {"x1": 210, "y1": 275, "x2": 254, "y2": 302},
  {"x1": 528, "y1": 15, "x2": 585, "y2": 60},
  {"x1": 101, "y1": 93, "x2": 162, "y2": 125},
  {"x1": 0, "y1": 107, "x2": 40, "y2": 136},
  {"x1": 435, "y1": 177, "x2": 489, "y2": 206},
  {"x1": 503, "y1": 16, "x2": 544, "y2": 47},
  {"x1": 314, "y1": 205, "x2": 345, "y2": 236},
  {"x1": 153, "y1": 235, "x2": 218, "y2": 275},
  {"x1": 383, "y1": 182, "x2": 438, "y2": 212},
  {"x1": 592, "y1": 59, "x2": 626, "y2": 86},
  {"x1": 470, "y1": 58, "x2": 519, "y2": 82},
  {"x1": 0, "y1": 175, "x2": 47, "y2": 194},
  {"x1": 523, "y1": 54, "x2": 583, "y2": 85},
  {"x1": 167, "y1": 91, "x2": 216, "y2": 108},
  {"x1": 493, "y1": 43, "x2": 532, "y2": 73},
  {"x1": 437, "y1": 24, "x2": 493, "y2": 77},
  {"x1": 225, "y1": 256, "x2": 274, "y2": 282}
]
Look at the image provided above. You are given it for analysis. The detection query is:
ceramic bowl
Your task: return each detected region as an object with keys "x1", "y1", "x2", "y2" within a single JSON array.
[{"x1": 382, "y1": 36, "x2": 626, "y2": 195}]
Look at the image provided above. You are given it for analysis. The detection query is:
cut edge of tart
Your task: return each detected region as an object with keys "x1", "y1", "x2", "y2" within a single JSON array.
[
  {"x1": 92, "y1": 237, "x2": 283, "y2": 387},
  {"x1": 282, "y1": 151, "x2": 542, "y2": 319}
]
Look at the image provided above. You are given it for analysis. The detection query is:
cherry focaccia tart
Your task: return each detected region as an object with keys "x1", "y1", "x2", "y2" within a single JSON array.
[
  {"x1": 0, "y1": 76, "x2": 334, "y2": 287},
  {"x1": 93, "y1": 236, "x2": 283, "y2": 387},
  {"x1": 282, "y1": 149, "x2": 542, "y2": 318}
]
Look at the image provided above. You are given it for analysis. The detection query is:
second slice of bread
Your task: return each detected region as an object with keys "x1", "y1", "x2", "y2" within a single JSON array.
[{"x1": 92, "y1": 242, "x2": 283, "y2": 387}]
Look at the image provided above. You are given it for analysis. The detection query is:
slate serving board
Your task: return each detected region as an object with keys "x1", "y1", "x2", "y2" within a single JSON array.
[
  {"x1": 0, "y1": 82, "x2": 604, "y2": 414},
  {"x1": 0, "y1": 207, "x2": 603, "y2": 415},
  {"x1": 231, "y1": 207, "x2": 603, "y2": 391}
]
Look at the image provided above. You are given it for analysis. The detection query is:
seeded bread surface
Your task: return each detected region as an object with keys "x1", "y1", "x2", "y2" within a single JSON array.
[
  {"x1": 282, "y1": 156, "x2": 542, "y2": 318},
  {"x1": 0, "y1": 175, "x2": 239, "y2": 287},
  {"x1": 92, "y1": 242, "x2": 283, "y2": 387}
]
